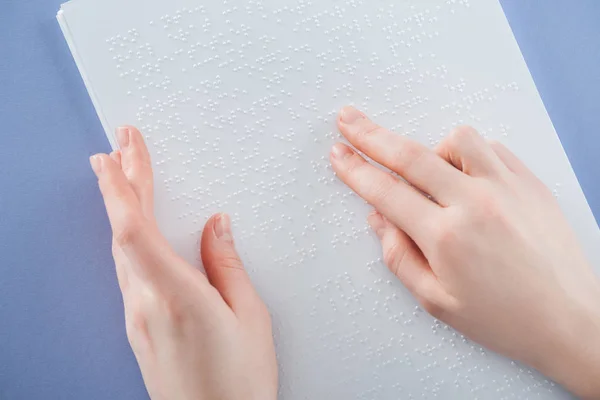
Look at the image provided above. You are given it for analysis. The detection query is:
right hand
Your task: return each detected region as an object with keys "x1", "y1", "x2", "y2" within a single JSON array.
[{"x1": 330, "y1": 106, "x2": 600, "y2": 399}]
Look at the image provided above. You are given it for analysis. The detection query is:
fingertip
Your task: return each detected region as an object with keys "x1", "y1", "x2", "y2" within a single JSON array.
[
  {"x1": 125, "y1": 125, "x2": 140, "y2": 141},
  {"x1": 202, "y1": 213, "x2": 218, "y2": 238},
  {"x1": 202, "y1": 213, "x2": 235, "y2": 249},
  {"x1": 116, "y1": 126, "x2": 130, "y2": 148},
  {"x1": 119, "y1": 125, "x2": 152, "y2": 167},
  {"x1": 337, "y1": 107, "x2": 363, "y2": 139},
  {"x1": 116, "y1": 125, "x2": 148, "y2": 155},
  {"x1": 200, "y1": 214, "x2": 223, "y2": 255},
  {"x1": 123, "y1": 125, "x2": 146, "y2": 149},
  {"x1": 94, "y1": 153, "x2": 134, "y2": 198},
  {"x1": 91, "y1": 153, "x2": 121, "y2": 175},
  {"x1": 339, "y1": 105, "x2": 365, "y2": 125},
  {"x1": 123, "y1": 125, "x2": 141, "y2": 134},
  {"x1": 200, "y1": 213, "x2": 254, "y2": 313},
  {"x1": 89, "y1": 154, "x2": 103, "y2": 176},
  {"x1": 213, "y1": 213, "x2": 233, "y2": 243}
]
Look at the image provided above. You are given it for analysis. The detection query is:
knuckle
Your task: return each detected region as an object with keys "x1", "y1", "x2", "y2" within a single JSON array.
[
  {"x1": 447, "y1": 125, "x2": 479, "y2": 146},
  {"x1": 433, "y1": 220, "x2": 459, "y2": 249},
  {"x1": 394, "y1": 141, "x2": 426, "y2": 174},
  {"x1": 148, "y1": 290, "x2": 187, "y2": 327},
  {"x1": 451, "y1": 125, "x2": 478, "y2": 140},
  {"x1": 161, "y1": 296, "x2": 186, "y2": 326},
  {"x1": 382, "y1": 242, "x2": 405, "y2": 274},
  {"x1": 460, "y1": 189, "x2": 508, "y2": 231},
  {"x1": 125, "y1": 306, "x2": 150, "y2": 351},
  {"x1": 433, "y1": 190, "x2": 505, "y2": 249},
  {"x1": 383, "y1": 243, "x2": 399, "y2": 272},
  {"x1": 219, "y1": 253, "x2": 245, "y2": 272},
  {"x1": 114, "y1": 213, "x2": 144, "y2": 247},
  {"x1": 473, "y1": 192, "x2": 502, "y2": 220},
  {"x1": 365, "y1": 177, "x2": 395, "y2": 204}
]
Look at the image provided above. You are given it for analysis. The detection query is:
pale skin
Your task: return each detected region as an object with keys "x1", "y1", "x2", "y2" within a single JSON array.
[{"x1": 90, "y1": 107, "x2": 600, "y2": 399}]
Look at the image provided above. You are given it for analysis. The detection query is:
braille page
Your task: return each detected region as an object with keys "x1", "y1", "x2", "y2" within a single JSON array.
[{"x1": 58, "y1": 0, "x2": 599, "y2": 398}]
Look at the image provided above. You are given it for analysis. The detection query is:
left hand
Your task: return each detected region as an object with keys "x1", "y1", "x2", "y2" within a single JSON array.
[{"x1": 90, "y1": 126, "x2": 278, "y2": 400}]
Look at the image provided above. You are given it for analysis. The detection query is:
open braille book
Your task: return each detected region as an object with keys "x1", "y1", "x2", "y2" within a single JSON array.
[{"x1": 59, "y1": 0, "x2": 599, "y2": 398}]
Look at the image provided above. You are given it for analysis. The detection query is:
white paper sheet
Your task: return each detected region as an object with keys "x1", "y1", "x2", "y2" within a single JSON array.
[{"x1": 58, "y1": 0, "x2": 599, "y2": 398}]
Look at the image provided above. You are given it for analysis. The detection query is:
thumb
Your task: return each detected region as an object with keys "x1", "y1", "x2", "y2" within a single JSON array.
[
  {"x1": 201, "y1": 213, "x2": 261, "y2": 316},
  {"x1": 368, "y1": 211, "x2": 450, "y2": 319}
]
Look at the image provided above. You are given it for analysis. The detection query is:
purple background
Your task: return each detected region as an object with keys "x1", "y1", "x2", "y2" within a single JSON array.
[{"x1": 0, "y1": 1, "x2": 598, "y2": 398}]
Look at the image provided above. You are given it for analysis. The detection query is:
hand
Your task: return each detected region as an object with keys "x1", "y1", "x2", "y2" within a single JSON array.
[
  {"x1": 330, "y1": 107, "x2": 600, "y2": 399},
  {"x1": 89, "y1": 127, "x2": 278, "y2": 400}
]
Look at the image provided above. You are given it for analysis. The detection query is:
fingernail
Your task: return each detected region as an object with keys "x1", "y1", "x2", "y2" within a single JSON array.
[
  {"x1": 89, "y1": 155, "x2": 103, "y2": 175},
  {"x1": 340, "y1": 106, "x2": 364, "y2": 124},
  {"x1": 331, "y1": 143, "x2": 354, "y2": 160},
  {"x1": 368, "y1": 210, "x2": 386, "y2": 239},
  {"x1": 116, "y1": 126, "x2": 130, "y2": 148},
  {"x1": 214, "y1": 213, "x2": 233, "y2": 243}
]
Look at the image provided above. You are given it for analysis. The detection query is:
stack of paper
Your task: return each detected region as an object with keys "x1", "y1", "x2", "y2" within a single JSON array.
[{"x1": 58, "y1": 0, "x2": 599, "y2": 398}]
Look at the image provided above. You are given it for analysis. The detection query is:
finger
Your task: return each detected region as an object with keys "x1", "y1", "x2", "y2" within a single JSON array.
[
  {"x1": 90, "y1": 153, "x2": 178, "y2": 285},
  {"x1": 368, "y1": 211, "x2": 449, "y2": 317},
  {"x1": 110, "y1": 150, "x2": 122, "y2": 167},
  {"x1": 489, "y1": 140, "x2": 537, "y2": 179},
  {"x1": 338, "y1": 106, "x2": 468, "y2": 204},
  {"x1": 436, "y1": 126, "x2": 508, "y2": 177},
  {"x1": 117, "y1": 126, "x2": 154, "y2": 218},
  {"x1": 201, "y1": 213, "x2": 262, "y2": 317},
  {"x1": 330, "y1": 143, "x2": 440, "y2": 246},
  {"x1": 90, "y1": 153, "x2": 142, "y2": 243},
  {"x1": 97, "y1": 151, "x2": 134, "y2": 296}
]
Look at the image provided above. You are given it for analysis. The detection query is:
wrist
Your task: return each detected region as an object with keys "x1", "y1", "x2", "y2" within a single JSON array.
[{"x1": 532, "y1": 287, "x2": 600, "y2": 399}]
